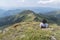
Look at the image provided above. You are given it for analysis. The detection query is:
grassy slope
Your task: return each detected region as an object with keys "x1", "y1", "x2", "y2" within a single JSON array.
[{"x1": 0, "y1": 22, "x2": 60, "y2": 40}]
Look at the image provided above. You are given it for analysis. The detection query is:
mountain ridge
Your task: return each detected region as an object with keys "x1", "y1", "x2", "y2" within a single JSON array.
[
  {"x1": 0, "y1": 10, "x2": 41, "y2": 27},
  {"x1": 0, "y1": 10, "x2": 60, "y2": 29}
]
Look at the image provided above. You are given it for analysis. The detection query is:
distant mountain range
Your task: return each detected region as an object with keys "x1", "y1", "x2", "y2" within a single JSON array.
[
  {"x1": 0, "y1": 9, "x2": 23, "y2": 17},
  {"x1": 0, "y1": 7, "x2": 59, "y2": 17},
  {"x1": 44, "y1": 10, "x2": 60, "y2": 19}
]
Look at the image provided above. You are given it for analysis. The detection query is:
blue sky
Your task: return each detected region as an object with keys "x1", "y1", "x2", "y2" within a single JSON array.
[{"x1": 0, "y1": 0, "x2": 59, "y2": 9}]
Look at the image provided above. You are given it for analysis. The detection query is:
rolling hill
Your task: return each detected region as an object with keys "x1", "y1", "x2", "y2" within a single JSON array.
[
  {"x1": 43, "y1": 10, "x2": 60, "y2": 24},
  {"x1": 45, "y1": 10, "x2": 60, "y2": 18}
]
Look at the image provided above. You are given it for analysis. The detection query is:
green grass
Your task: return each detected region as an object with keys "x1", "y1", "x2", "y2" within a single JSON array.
[{"x1": 0, "y1": 22, "x2": 60, "y2": 40}]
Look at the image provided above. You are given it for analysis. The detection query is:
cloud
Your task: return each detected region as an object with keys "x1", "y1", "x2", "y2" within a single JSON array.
[
  {"x1": 37, "y1": 0, "x2": 54, "y2": 4},
  {"x1": 0, "y1": 0, "x2": 60, "y2": 9},
  {"x1": 37, "y1": 0, "x2": 60, "y2": 8},
  {"x1": 17, "y1": 0, "x2": 25, "y2": 2}
]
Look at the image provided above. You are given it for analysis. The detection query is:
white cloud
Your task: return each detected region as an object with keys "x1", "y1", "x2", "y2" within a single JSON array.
[
  {"x1": 37, "y1": 0, "x2": 60, "y2": 8},
  {"x1": 17, "y1": 0, "x2": 25, "y2": 2},
  {"x1": 37, "y1": 0, "x2": 54, "y2": 4},
  {"x1": 0, "y1": 0, "x2": 60, "y2": 9}
]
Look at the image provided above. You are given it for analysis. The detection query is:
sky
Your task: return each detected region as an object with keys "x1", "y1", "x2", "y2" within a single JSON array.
[{"x1": 0, "y1": 0, "x2": 59, "y2": 9}]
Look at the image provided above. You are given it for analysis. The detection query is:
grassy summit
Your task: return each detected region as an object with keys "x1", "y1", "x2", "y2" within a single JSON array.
[{"x1": 0, "y1": 22, "x2": 60, "y2": 40}]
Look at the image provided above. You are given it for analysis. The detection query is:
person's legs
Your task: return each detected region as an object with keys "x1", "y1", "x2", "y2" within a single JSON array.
[{"x1": 41, "y1": 26, "x2": 46, "y2": 28}]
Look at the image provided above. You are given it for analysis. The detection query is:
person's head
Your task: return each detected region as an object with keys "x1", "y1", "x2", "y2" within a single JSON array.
[{"x1": 42, "y1": 19, "x2": 47, "y2": 24}]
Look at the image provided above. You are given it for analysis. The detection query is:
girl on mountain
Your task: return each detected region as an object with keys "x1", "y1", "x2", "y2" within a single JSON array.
[{"x1": 40, "y1": 19, "x2": 49, "y2": 28}]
